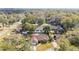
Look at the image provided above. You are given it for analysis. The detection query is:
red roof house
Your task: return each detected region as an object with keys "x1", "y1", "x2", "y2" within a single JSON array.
[{"x1": 31, "y1": 34, "x2": 49, "y2": 45}]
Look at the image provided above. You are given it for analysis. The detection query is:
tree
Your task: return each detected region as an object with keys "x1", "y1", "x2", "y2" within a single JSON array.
[
  {"x1": 0, "y1": 37, "x2": 31, "y2": 51},
  {"x1": 25, "y1": 23, "x2": 36, "y2": 31},
  {"x1": 21, "y1": 18, "x2": 27, "y2": 25},
  {"x1": 68, "y1": 45, "x2": 79, "y2": 51},
  {"x1": 36, "y1": 18, "x2": 46, "y2": 25},
  {"x1": 58, "y1": 36, "x2": 71, "y2": 51},
  {"x1": 60, "y1": 18, "x2": 74, "y2": 31},
  {"x1": 43, "y1": 26, "x2": 51, "y2": 35},
  {"x1": 69, "y1": 35, "x2": 79, "y2": 46}
]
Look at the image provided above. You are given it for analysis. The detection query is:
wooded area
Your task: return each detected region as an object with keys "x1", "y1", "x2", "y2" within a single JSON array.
[{"x1": 0, "y1": 9, "x2": 79, "y2": 51}]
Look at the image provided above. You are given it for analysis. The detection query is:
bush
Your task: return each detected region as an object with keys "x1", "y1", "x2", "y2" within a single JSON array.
[
  {"x1": 69, "y1": 36, "x2": 79, "y2": 46},
  {"x1": 0, "y1": 37, "x2": 31, "y2": 51},
  {"x1": 58, "y1": 36, "x2": 71, "y2": 51},
  {"x1": 68, "y1": 45, "x2": 79, "y2": 51}
]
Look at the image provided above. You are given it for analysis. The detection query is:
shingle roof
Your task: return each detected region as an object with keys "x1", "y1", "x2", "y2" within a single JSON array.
[
  {"x1": 35, "y1": 24, "x2": 51, "y2": 31},
  {"x1": 31, "y1": 34, "x2": 49, "y2": 42}
]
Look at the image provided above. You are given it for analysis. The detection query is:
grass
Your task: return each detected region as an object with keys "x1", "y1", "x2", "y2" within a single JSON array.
[{"x1": 36, "y1": 42, "x2": 53, "y2": 51}]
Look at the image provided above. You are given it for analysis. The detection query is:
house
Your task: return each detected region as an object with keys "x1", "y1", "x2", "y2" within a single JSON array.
[
  {"x1": 48, "y1": 16, "x2": 61, "y2": 26},
  {"x1": 34, "y1": 26, "x2": 43, "y2": 33},
  {"x1": 31, "y1": 34, "x2": 49, "y2": 51},
  {"x1": 31, "y1": 34, "x2": 49, "y2": 44},
  {"x1": 51, "y1": 25, "x2": 64, "y2": 34},
  {"x1": 48, "y1": 16, "x2": 65, "y2": 34},
  {"x1": 34, "y1": 24, "x2": 51, "y2": 33}
]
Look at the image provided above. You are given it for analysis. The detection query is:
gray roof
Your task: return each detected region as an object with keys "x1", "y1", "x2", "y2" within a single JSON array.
[
  {"x1": 35, "y1": 24, "x2": 51, "y2": 31},
  {"x1": 51, "y1": 25, "x2": 64, "y2": 30}
]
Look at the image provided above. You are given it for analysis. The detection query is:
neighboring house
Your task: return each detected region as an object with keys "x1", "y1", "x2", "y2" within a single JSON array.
[
  {"x1": 51, "y1": 25, "x2": 64, "y2": 34},
  {"x1": 48, "y1": 16, "x2": 61, "y2": 26},
  {"x1": 31, "y1": 34, "x2": 49, "y2": 51},
  {"x1": 34, "y1": 24, "x2": 51, "y2": 33},
  {"x1": 48, "y1": 16, "x2": 65, "y2": 34},
  {"x1": 35, "y1": 22, "x2": 64, "y2": 34}
]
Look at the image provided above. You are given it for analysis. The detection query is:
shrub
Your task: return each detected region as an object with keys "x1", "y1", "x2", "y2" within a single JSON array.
[
  {"x1": 58, "y1": 36, "x2": 71, "y2": 51},
  {"x1": 0, "y1": 37, "x2": 31, "y2": 51}
]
